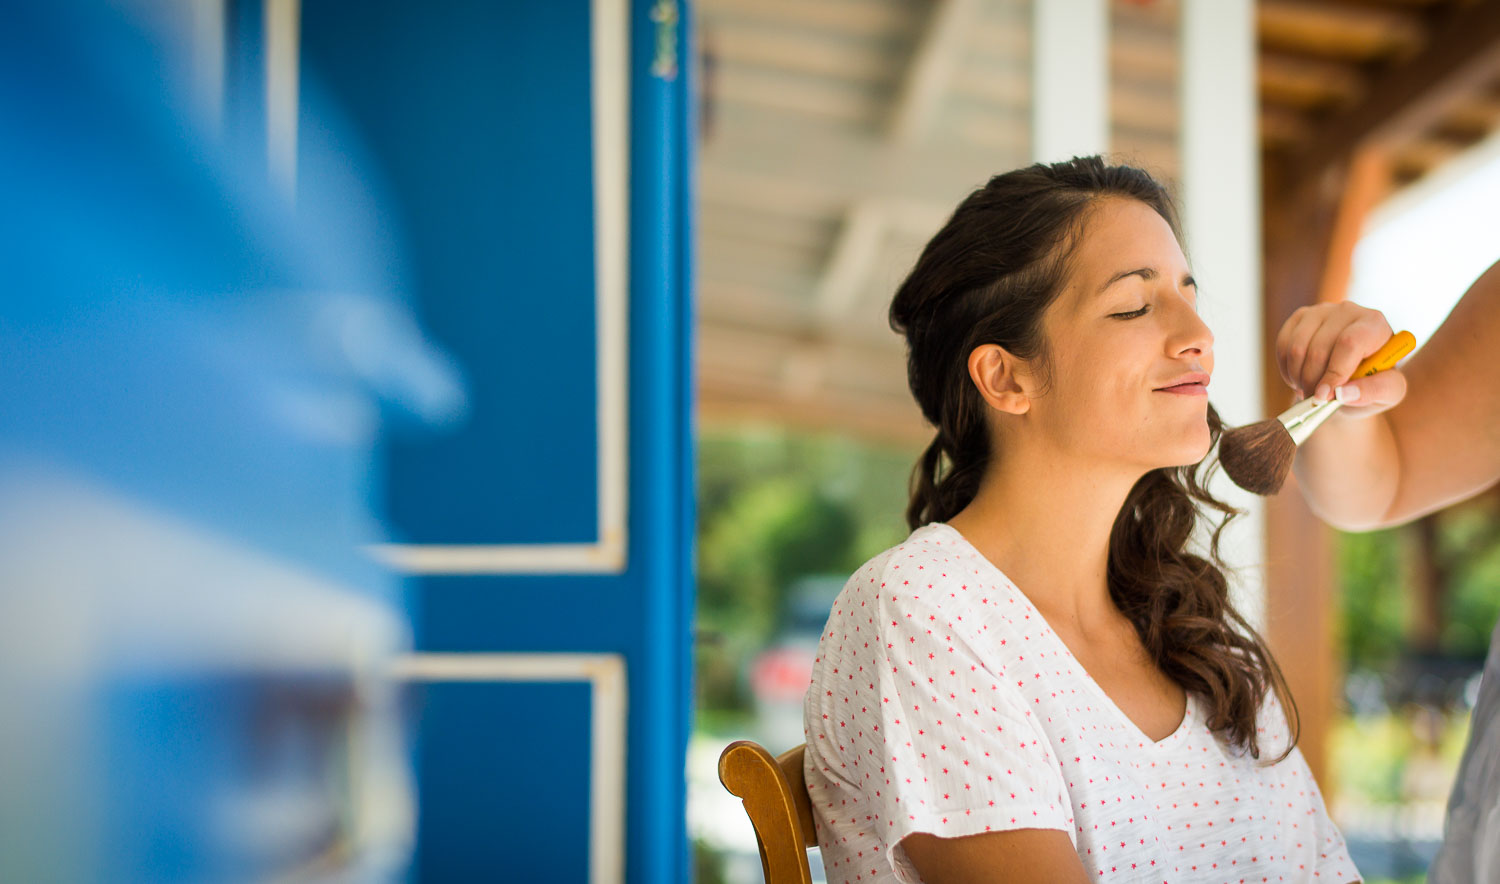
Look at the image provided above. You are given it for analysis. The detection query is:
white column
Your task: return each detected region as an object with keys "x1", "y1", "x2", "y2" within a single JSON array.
[
  {"x1": 1031, "y1": 0, "x2": 1109, "y2": 163},
  {"x1": 1180, "y1": 0, "x2": 1265, "y2": 631},
  {"x1": 265, "y1": 0, "x2": 300, "y2": 202}
]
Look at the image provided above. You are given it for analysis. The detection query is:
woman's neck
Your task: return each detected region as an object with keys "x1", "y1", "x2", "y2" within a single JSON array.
[{"x1": 946, "y1": 452, "x2": 1141, "y2": 636}]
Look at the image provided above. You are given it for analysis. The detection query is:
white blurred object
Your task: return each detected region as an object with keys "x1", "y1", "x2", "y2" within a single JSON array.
[{"x1": 1351, "y1": 132, "x2": 1500, "y2": 348}]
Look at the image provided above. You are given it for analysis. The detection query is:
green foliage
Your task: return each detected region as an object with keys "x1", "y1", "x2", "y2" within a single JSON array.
[
  {"x1": 699, "y1": 477, "x2": 855, "y2": 640},
  {"x1": 1331, "y1": 713, "x2": 1410, "y2": 804},
  {"x1": 1337, "y1": 497, "x2": 1500, "y2": 668},
  {"x1": 691, "y1": 838, "x2": 726, "y2": 884},
  {"x1": 1435, "y1": 501, "x2": 1500, "y2": 659},
  {"x1": 694, "y1": 427, "x2": 919, "y2": 716},
  {"x1": 1337, "y1": 528, "x2": 1409, "y2": 671}
]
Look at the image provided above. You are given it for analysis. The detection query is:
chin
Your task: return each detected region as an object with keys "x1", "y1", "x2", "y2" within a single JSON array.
[{"x1": 1154, "y1": 425, "x2": 1214, "y2": 469}]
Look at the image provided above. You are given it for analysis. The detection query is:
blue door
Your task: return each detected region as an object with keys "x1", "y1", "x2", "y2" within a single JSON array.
[{"x1": 292, "y1": 2, "x2": 694, "y2": 881}]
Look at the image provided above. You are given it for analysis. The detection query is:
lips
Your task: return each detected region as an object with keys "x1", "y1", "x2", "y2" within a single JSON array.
[{"x1": 1154, "y1": 372, "x2": 1210, "y2": 395}]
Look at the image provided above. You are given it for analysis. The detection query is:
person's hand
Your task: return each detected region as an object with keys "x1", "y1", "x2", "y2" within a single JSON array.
[{"x1": 1274, "y1": 301, "x2": 1408, "y2": 419}]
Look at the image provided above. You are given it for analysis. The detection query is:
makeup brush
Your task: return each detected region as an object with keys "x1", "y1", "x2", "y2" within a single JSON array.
[{"x1": 1219, "y1": 330, "x2": 1416, "y2": 496}]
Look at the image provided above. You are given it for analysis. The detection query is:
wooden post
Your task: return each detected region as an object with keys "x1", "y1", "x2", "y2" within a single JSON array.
[{"x1": 1261, "y1": 148, "x2": 1392, "y2": 788}]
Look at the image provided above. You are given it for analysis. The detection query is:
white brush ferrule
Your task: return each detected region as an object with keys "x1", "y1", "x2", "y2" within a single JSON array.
[{"x1": 1276, "y1": 396, "x2": 1343, "y2": 446}]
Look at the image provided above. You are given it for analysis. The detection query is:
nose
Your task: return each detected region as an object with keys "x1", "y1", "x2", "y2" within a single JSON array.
[{"x1": 1167, "y1": 294, "x2": 1213, "y2": 359}]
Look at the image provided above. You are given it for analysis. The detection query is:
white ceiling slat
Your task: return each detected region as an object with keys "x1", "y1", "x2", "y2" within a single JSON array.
[
  {"x1": 814, "y1": 200, "x2": 888, "y2": 326},
  {"x1": 699, "y1": 0, "x2": 920, "y2": 39},
  {"x1": 697, "y1": 165, "x2": 847, "y2": 220},
  {"x1": 888, "y1": 0, "x2": 982, "y2": 144},
  {"x1": 698, "y1": 203, "x2": 837, "y2": 254},
  {"x1": 698, "y1": 229, "x2": 827, "y2": 278},
  {"x1": 952, "y1": 112, "x2": 1032, "y2": 155},
  {"x1": 968, "y1": 17, "x2": 1030, "y2": 59},
  {"x1": 695, "y1": 255, "x2": 818, "y2": 301},
  {"x1": 713, "y1": 23, "x2": 895, "y2": 85},
  {"x1": 950, "y1": 64, "x2": 1030, "y2": 107},
  {"x1": 700, "y1": 123, "x2": 1018, "y2": 212},
  {"x1": 715, "y1": 61, "x2": 888, "y2": 124},
  {"x1": 697, "y1": 280, "x2": 814, "y2": 328}
]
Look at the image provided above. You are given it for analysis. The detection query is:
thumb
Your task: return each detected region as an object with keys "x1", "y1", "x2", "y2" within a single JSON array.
[{"x1": 1332, "y1": 369, "x2": 1407, "y2": 414}]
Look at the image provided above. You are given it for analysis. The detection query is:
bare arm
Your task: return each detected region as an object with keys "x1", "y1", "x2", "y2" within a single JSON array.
[
  {"x1": 1280, "y1": 260, "x2": 1500, "y2": 530},
  {"x1": 901, "y1": 828, "x2": 1091, "y2": 884}
]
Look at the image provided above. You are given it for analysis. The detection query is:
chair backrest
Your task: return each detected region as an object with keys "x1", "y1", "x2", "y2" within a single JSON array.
[{"x1": 717, "y1": 740, "x2": 817, "y2": 884}]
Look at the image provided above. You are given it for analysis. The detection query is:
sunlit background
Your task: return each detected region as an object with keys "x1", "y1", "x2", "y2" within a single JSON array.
[{"x1": 7, "y1": 0, "x2": 1500, "y2": 882}]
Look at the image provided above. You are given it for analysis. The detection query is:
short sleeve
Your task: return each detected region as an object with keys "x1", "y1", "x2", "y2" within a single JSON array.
[{"x1": 870, "y1": 587, "x2": 1072, "y2": 882}]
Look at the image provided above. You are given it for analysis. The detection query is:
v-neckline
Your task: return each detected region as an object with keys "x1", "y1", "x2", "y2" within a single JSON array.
[{"x1": 928, "y1": 521, "x2": 1194, "y2": 749}]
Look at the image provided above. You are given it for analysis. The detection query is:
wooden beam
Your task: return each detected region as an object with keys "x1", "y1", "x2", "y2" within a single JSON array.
[
  {"x1": 1261, "y1": 105, "x2": 1313, "y2": 147},
  {"x1": 1315, "y1": 147, "x2": 1393, "y2": 305},
  {"x1": 1279, "y1": 0, "x2": 1500, "y2": 197},
  {"x1": 1438, "y1": 95, "x2": 1500, "y2": 139},
  {"x1": 1258, "y1": 52, "x2": 1364, "y2": 111},
  {"x1": 1258, "y1": 0, "x2": 1424, "y2": 61},
  {"x1": 1260, "y1": 144, "x2": 1388, "y2": 788},
  {"x1": 1392, "y1": 136, "x2": 1470, "y2": 180},
  {"x1": 1262, "y1": 171, "x2": 1343, "y2": 790}
]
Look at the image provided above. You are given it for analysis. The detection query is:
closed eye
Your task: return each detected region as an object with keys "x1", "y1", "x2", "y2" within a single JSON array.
[{"x1": 1109, "y1": 305, "x2": 1151, "y2": 320}]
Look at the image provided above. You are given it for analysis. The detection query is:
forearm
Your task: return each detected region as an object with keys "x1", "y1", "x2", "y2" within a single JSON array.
[{"x1": 1290, "y1": 410, "x2": 1401, "y2": 531}]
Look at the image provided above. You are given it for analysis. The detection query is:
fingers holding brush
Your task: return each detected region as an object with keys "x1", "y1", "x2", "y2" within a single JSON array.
[
  {"x1": 1275, "y1": 302, "x2": 1400, "y2": 403},
  {"x1": 1322, "y1": 366, "x2": 1407, "y2": 419}
]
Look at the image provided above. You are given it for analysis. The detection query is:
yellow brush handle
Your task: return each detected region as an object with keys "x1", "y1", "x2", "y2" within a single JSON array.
[{"x1": 1351, "y1": 330, "x2": 1416, "y2": 378}]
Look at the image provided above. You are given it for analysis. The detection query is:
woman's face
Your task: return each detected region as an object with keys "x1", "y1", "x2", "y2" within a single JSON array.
[{"x1": 1027, "y1": 197, "x2": 1214, "y2": 471}]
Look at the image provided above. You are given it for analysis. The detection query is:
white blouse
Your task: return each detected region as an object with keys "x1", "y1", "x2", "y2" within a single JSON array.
[{"x1": 803, "y1": 522, "x2": 1360, "y2": 883}]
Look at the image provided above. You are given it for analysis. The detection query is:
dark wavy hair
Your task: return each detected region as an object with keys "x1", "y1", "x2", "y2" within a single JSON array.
[{"x1": 889, "y1": 156, "x2": 1298, "y2": 763}]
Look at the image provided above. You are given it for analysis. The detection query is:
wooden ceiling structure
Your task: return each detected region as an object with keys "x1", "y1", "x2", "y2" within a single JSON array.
[{"x1": 695, "y1": 0, "x2": 1500, "y2": 448}]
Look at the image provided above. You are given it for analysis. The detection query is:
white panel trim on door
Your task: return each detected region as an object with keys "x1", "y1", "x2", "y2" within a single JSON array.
[
  {"x1": 391, "y1": 653, "x2": 628, "y2": 884},
  {"x1": 270, "y1": 0, "x2": 631, "y2": 574}
]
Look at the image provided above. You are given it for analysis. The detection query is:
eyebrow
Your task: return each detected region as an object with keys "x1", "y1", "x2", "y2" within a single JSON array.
[{"x1": 1100, "y1": 267, "x2": 1198, "y2": 292}]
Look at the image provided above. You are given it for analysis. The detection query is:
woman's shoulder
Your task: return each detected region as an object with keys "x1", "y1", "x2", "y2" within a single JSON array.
[
  {"x1": 827, "y1": 524, "x2": 1035, "y2": 656},
  {"x1": 842, "y1": 522, "x2": 988, "y2": 606}
]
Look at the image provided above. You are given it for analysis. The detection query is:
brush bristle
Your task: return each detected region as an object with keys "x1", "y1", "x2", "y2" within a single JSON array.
[{"x1": 1218, "y1": 419, "x2": 1297, "y2": 495}]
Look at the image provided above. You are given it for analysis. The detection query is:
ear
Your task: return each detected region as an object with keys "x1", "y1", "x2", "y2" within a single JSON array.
[{"x1": 967, "y1": 343, "x2": 1032, "y2": 416}]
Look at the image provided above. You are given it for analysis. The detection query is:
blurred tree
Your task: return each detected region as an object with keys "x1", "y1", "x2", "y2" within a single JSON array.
[
  {"x1": 1338, "y1": 527, "x2": 1409, "y2": 673},
  {"x1": 694, "y1": 428, "x2": 917, "y2": 718},
  {"x1": 1432, "y1": 492, "x2": 1500, "y2": 660}
]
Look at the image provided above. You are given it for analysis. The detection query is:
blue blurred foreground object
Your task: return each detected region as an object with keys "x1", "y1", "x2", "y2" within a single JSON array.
[{"x1": 0, "y1": 2, "x2": 460, "y2": 880}]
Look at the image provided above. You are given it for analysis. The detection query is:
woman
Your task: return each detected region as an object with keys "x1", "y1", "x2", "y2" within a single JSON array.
[{"x1": 802, "y1": 157, "x2": 1360, "y2": 883}]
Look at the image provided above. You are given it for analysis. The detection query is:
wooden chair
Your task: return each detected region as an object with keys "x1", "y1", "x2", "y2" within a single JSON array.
[{"x1": 717, "y1": 740, "x2": 818, "y2": 884}]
